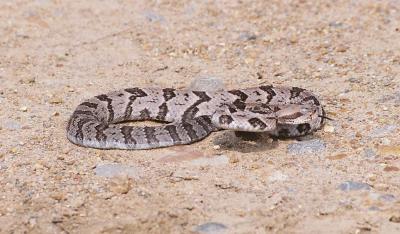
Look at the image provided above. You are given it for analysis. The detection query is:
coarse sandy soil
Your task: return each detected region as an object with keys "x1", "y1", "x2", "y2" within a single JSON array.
[{"x1": 1, "y1": 0, "x2": 400, "y2": 233}]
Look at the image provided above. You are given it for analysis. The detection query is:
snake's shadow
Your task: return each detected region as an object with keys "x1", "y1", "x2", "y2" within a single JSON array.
[{"x1": 213, "y1": 131, "x2": 280, "y2": 153}]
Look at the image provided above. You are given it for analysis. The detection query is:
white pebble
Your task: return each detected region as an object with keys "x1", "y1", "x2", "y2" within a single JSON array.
[
  {"x1": 188, "y1": 76, "x2": 225, "y2": 92},
  {"x1": 381, "y1": 138, "x2": 391, "y2": 145},
  {"x1": 323, "y1": 125, "x2": 335, "y2": 133}
]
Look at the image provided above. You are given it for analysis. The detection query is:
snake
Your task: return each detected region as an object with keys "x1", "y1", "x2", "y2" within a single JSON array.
[{"x1": 66, "y1": 85, "x2": 326, "y2": 150}]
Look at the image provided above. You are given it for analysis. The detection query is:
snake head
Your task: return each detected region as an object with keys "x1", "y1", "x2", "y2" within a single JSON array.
[{"x1": 275, "y1": 104, "x2": 318, "y2": 125}]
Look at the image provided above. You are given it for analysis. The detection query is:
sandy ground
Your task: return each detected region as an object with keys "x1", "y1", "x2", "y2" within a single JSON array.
[{"x1": 1, "y1": 0, "x2": 400, "y2": 233}]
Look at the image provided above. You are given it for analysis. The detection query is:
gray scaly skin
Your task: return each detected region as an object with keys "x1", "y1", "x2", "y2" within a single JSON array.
[{"x1": 66, "y1": 85, "x2": 326, "y2": 150}]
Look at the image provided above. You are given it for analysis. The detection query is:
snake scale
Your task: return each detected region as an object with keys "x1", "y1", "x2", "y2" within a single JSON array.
[{"x1": 66, "y1": 85, "x2": 326, "y2": 150}]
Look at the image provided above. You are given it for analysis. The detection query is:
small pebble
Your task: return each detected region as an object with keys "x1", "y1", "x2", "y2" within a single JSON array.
[
  {"x1": 323, "y1": 125, "x2": 335, "y2": 133},
  {"x1": 289, "y1": 35, "x2": 298, "y2": 44},
  {"x1": 19, "y1": 77, "x2": 36, "y2": 84},
  {"x1": 378, "y1": 194, "x2": 396, "y2": 202},
  {"x1": 28, "y1": 217, "x2": 37, "y2": 227},
  {"x1": 188, "y1": 76, "x2": 225, "y2": 92},
  {"x1": 347, "y1": 77, "x2": 360, "y2": 83},
  {"x1": 336, "y1": 45, "x2": 348, "y2": 52},
  {"x1": 195, "y1": 222, "x2": 227, "y2": 233},
  {"x1": 144, "y1": 11, "x2": 165, "y2": 22},
  {"x1": 51, "y1": 216, "x2": 63, "y2": 224},
  {"x1": 329, "y1": 21, "x2": 343, "y2": 27},
  {"x1": 268, "y1": 171, "x2": 288, "y2": 182},
  {"x1": 370, "y1": 125, "x2": 397, "y2": 138},
  {"x1": 215, "y1": 180, "x2": 237, "y2": 190},
  {"x1": 50, "y1": 192, "x2": 65, "y2": 201},
  {"x1": 367, "y1": 174, "x2": 377, "y2": 182},
  {"x1": 380, "y1": 138, "x2": 391, "y2": 145},
  {"x1": 4, "y1": 120, "x2": 21, "y2": 130},
  {"x1": 229, "y1": 155, "x2": 240, "y2": 164},
  {"x1": 287, "y1": 139, "x2": 326, "y2": 155},
  {"x1": 10, "y1": 148, "x2": 18, "y2": 154},
  {"x1": 338, "y1": 181, "x2": 371, "y2": 191},
  {"x1": 389, "y1": 216, "x2": 400, "y2": 223},
  {"x1": 49, "y1": 96, "x2": 63, "y2": 104},
  {"x1": 363, "y1": 148, "x2": 376, "y2": 159},
  {"x1": 238, "y1": 32, "x2": 257, "y2": 41},
  {"x1": 213, "y1": 145, "x2": 220, "y2": 150},
  {"x1": 19, "y1": 106, "x2": 28, "y2": 112},
  {"x1": 172, "y1": 170, "x2": 199, "y2": 181},
  {"x1": 327, "y1": 153, "x2": 348, "y2": 160}
]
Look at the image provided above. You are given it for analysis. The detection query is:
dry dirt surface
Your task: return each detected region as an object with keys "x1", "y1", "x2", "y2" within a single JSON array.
[{"x1": 1, "y1": 0, "x2": 400, "y2": 233}]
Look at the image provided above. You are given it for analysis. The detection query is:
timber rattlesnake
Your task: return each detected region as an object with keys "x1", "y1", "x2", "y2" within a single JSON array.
[{"x1": 67, "y1": 85, "x2": 326, "y2": 150}]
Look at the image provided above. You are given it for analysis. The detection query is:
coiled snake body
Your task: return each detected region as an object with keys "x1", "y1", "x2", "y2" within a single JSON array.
[{"x1": 67, "y1": 85, "x2": 326, "y2": 150}]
